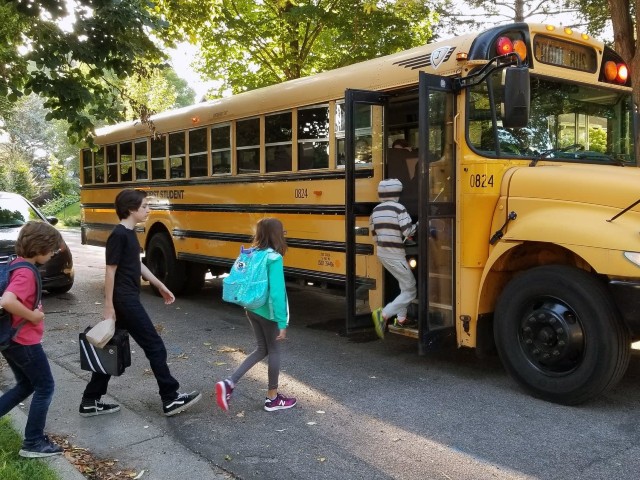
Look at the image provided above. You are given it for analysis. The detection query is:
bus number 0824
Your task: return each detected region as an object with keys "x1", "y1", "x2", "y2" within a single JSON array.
[{"x1": 470, "y1": 174, "x2": 494, "y2": 188}]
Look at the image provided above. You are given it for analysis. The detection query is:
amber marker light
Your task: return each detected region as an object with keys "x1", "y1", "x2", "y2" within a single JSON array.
[
  {"x1": 546, "y1": 25, "x2": 555, "y2": 31},
  {"x1": 604, "y1": 61, "x2": 618, "y2": 82},
  {"x1": 496, "y1": 36, "x2": 514, "y2": 55},
  {"x1": 513, "y1": 40, "x2": 527, "y2": 61},
  {"x1": 564, "y1": 27, "x2": 573, "y2": 35},
  {"x1": 581, "y1": 33, "x2": 589, "y2": 40},
  {"x1": 617, "y1": 63, "x2": 629, "y2": 84},
  {"x1": 456, "y1": 52, "x2": 468, "y2": 61},
  {"x1": 191, "y1": 116, "x2": 200, "y2": 124}
]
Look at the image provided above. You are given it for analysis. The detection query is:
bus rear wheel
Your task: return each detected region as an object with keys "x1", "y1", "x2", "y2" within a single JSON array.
[
  {"x1": 183, "y1": 263, "x2": 208, "y2": 293},
  {"x1": 146, "y1": 233, "x2": 186, "y2": 295},
  {"x1": 494, "y1": 265, "x2": 630, "y2": 405}
]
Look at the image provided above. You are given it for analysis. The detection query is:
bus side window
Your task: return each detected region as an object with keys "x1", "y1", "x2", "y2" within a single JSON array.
[{"x1": 266, "y1": 145, "x2": 292, "y2": 172}]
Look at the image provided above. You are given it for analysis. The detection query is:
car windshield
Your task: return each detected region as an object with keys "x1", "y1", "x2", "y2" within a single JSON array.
[
  {"x1": 0, "y1": 195, "x2": 43, "y2": 227},
  {"x1": 467, "y1": 73, "x2": 635, "y2": 165}
]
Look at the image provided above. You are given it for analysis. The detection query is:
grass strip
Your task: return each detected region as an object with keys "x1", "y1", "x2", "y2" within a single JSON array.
[{"x1": 0, "y1": 417, "x2": 60, "y2": 480}]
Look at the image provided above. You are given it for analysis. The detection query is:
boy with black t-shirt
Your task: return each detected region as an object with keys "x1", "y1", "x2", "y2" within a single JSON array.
[{"x1": 79, "y1": 189, "x2": 201, "y2": 417}]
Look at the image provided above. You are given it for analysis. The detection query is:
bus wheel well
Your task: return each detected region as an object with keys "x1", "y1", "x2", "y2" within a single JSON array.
[{"x1": 477, "y1": 242, "x2": 593, "y2": 354}]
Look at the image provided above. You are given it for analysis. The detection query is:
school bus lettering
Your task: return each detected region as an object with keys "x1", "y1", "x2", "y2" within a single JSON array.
[
  {"x1": 469, "y1": 174, "x2": 494, "y2": 188},
  {"x1": 318, "y1": 252, "x2": 334, "y2": 267},
  {"x1": 294, "y1": 188, "x2": 308, "y2": 199},
  {"x1": 147, "y1": 190, "x2": 185, "y2": 200}
]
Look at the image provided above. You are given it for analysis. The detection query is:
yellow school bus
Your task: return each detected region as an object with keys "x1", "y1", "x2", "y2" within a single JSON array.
[{"x1": 81, "y1": 23, "x2": 636, "y2": 404}]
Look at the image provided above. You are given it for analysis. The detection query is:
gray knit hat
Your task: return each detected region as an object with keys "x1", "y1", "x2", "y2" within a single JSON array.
[{"x1": 378, "y1": 178, "x2": 403, "y2": 199}]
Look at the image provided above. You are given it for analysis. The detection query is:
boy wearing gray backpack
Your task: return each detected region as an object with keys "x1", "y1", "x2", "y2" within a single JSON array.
[{"x1": 216, "y1": 218, "x2": 296, "y2": 412}]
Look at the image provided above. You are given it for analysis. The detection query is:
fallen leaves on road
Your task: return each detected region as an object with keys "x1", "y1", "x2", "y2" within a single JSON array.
[
  {"x1": 49, "y1": 434, "x2": 141, "y2": 480},
  {"x1": 217, "y1": 346, "x2": 243, "y2": 353}
]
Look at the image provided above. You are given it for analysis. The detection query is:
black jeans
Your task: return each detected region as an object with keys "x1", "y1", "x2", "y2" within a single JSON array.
[
  {"x1": 82, "y1": 298, "x2": 179, "y2": 403},
  {"x1": 0, "y1": 342, "x2": 55, "y2": 446}
]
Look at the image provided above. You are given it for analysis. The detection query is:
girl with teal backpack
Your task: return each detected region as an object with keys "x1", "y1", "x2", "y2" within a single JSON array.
[{"x1": 216, "y1": 218, "x2": 297, "y2": 412}]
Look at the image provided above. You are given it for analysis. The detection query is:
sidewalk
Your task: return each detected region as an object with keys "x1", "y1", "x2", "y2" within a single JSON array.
[{"x1": 4, "y1": 361, "x2": 231, "y2": 480}]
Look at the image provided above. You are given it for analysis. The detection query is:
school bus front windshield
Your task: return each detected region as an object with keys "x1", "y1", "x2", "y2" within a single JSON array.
[{"x1": 468, "y1": 72, "x2": 635, "y2": 165}]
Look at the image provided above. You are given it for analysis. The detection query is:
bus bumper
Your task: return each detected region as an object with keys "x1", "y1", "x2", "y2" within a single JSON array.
[{"x1": 608, "y1": 279, "x2": 640, "y2": 338}]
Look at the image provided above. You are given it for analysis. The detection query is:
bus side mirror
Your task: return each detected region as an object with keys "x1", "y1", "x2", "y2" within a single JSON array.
[{"x1": 502, "y1": 67, "x2": 530, "y2": 129}]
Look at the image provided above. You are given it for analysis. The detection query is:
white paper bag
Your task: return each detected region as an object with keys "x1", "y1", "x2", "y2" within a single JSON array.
[{"x1": 85, "y1": 318, "x2": 116, "y2": 348}]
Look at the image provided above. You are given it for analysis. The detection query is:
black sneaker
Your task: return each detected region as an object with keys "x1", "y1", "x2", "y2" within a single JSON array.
[
  {"x1": 79, "y1": 399, "x2": 121, "y2": 417},
  {"x1": 19, "y1": 435, "x2": 63, "y2": 458},
  {"x1": 163, "y1": 391, "x2": 202, "y2": 417}
]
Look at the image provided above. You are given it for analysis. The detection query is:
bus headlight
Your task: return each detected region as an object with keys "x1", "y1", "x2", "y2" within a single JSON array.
[
  {"x1": 623, "y1": 251, "x2": 640, "y2": 267},
  {"x1": 408, "y1": 257, "x2": 417, "y2": 269}
]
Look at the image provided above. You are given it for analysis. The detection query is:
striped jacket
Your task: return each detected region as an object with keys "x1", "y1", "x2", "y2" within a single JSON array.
[{"x1": 369, "y1": 200, "x2": 416, "y2": 258}]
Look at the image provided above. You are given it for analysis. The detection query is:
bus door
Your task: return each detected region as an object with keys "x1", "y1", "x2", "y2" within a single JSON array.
[
  {"x1": 417, "y1": 72, "x2": 456, "y2": 353},
  {"x1": 344, "y1": 89, "x2": 387, "y2": 334}
]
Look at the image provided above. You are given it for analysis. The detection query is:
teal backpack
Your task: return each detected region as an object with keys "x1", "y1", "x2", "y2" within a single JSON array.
[{"x1": 222, "y1": 246, "x2": 272, "y2": 309}]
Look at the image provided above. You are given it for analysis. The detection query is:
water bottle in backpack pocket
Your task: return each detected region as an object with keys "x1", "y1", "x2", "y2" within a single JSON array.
[{"x1": 222, "y1": 246, "x2": 272, "y2": 309}]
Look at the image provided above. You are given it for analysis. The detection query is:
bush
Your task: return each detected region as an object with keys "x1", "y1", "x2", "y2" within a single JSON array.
[
  {"x1": 61, "y1": 215, "x2": 81, "y2": 227},
  {"x1": 40, "y1": 194, "x2": 80, "y2": 217}
]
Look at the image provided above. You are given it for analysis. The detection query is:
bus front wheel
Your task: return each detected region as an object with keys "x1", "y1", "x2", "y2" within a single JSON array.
[
  {"x1": 494, "y1": 265, "x2": 630, "y2": 405},
  {"x1": 146, "y1": 233, "x2": 186, "y2": 295}
]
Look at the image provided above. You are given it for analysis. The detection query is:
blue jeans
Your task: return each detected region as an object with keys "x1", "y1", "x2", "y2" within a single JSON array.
[
  {"x1": 83, "y1": 297, "x2": 179, "y2": 402},
  {"x1": 0, "y1": 342, "x2": 55, "y2": 446}
]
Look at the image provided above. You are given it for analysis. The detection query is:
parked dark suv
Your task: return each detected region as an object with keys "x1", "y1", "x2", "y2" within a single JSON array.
[{"x1": 0, "y1": 191, "x2": 74, "y2": 294}]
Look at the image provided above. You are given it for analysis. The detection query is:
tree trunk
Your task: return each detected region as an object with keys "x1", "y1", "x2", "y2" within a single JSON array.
[
  {"x1": 514, "y1": 0, "x2": 525, "y2": 22},
  {"x1": 607, "y1": 0, "x2": 638, "y2": 164}
]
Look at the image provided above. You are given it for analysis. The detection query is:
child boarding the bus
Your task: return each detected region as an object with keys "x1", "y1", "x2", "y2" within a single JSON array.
[
  {"x1": 370, "y1": 178, "x2": 418, "y2": 339},
  {"x1": 216, "y1": 217, "x2": 297, "y2": 412},
  {"x1": 0, "y1": 221, "x2": 64, "y2": 457}
]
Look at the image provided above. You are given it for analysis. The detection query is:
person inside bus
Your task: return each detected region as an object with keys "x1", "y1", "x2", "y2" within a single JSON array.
[
  {"x1": 370, "y1": 178, "x2": 418, "y2": 339},
  {"x1": 120, "y1": 167, "x2": 132, "y2": 181},
  {"x1": 355, "y1": 138, "x2": 372, "y2": 164},
  {"x1": 387, "y1": 139, "x2": 418, "y2": 218}
]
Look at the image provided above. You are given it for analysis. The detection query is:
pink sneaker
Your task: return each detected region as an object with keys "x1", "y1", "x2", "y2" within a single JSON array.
[
  {"x1": 264, "y1": 393, "x2": 297, "y2": 411},
  {"x1": 215, "y1": 380, "x2": 234, "y2": 412}
]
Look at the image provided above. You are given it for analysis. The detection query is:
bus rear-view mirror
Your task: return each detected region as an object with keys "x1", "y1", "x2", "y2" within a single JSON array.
[{"x1": 502, "y1": 67, "x2": 530, "y2": 129}]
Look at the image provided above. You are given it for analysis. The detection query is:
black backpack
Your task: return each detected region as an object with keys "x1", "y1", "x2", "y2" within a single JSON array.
[{"x1": 0, "y1": 257, "x2": 42, "y2": 351}]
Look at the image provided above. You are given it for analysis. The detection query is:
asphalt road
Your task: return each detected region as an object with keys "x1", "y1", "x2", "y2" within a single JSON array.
[{"x1": 17, "y1": 229, "x2": 640, "y2": 479}]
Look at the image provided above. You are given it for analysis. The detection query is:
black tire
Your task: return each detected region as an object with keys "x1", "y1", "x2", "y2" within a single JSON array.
[
  {"x1": 183, "y1": 263, "x2": 208, "y2": 293},
  {"x1": 46, "y1": 283, "x2": 73, "y2": 294},
  {"x1": 494, "y1": 265, "x2": 630, "y2": 405},
  {"x1": 146, "y1": 233, "x2": 186, "y2": 295}
]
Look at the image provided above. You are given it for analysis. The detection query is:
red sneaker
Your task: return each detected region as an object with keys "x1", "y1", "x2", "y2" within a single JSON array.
[{"x1": 264, "y1": 393, "x2": 297, "y2": 411}]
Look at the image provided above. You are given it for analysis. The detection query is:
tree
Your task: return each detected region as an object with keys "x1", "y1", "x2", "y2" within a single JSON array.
[
  {"x1": 48, "y1": 157, "x2": 77, "y2": 197},
  {"x1": 1, "y1": 95, "x2": 76, "y2": 181},
  {"x1": 0, "y1": 149, "x2": 39, "y2": 200},
  {"x1": 446, "y1": 0, "x2": 580, "y2": 33},
  {"x1": 120, "y1": 68, "x2": 196, "y2": 121},
  {"x1": 157, "y1": 0, "x2": 440, "y2": 96},
  {"x1": 0, "y1": 0, "x2": 171, "y2": 144}
]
